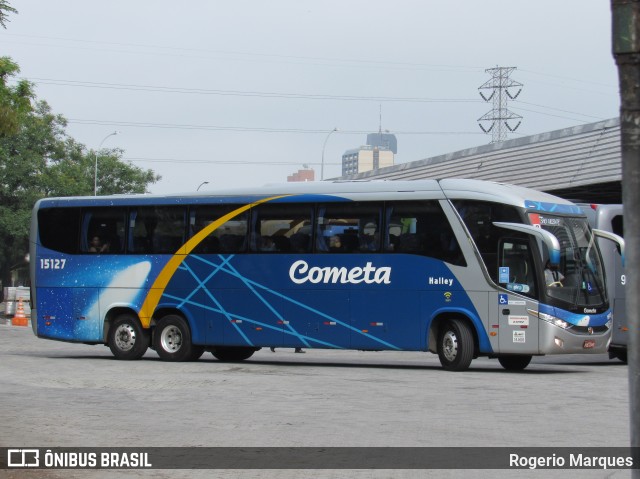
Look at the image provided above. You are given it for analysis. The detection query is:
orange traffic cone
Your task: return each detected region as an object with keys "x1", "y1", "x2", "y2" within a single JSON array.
[{"x1": 11, "y1": 297, "x2": 28, "y2": 327}]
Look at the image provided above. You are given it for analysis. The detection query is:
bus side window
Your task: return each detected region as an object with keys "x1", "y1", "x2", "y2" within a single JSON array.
[
  {"x1": 81, "y1": 208, "x2": 126, "y2": 254},
  {"x1": 249, "y1": 204, "x2": 313, "y2": 253},
  {"x1": 129, "y1": 206, "x2": 186, "y2": 254},
  {"x1": 190, "y1": 205, "x2": 248, "y2": 254},
  {"x1": 316, "y1": 203, "x2": 382, "y2": 253},
  {"x1": 38, "y1": 207, "x2": 81, "y2": 254},
  {"x1": 385, "y1": 201, "x2": 465, "y2": 266},
  {"x1": 499, "y1": 238, "x2": 537, "y2": 298}
]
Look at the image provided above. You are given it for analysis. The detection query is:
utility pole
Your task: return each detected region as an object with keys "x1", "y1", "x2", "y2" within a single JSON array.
[
  {"x1": 477, "y1": 66, "x2": 523, "y2": 143},
  {"x1": 611, "y1": 1, "x2": 640, "y2": 473}
]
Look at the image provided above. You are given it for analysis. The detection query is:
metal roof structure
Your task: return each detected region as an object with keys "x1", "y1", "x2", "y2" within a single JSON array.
[{"x1": 338, "y1": 118, "x2": 622, "y2": 203}]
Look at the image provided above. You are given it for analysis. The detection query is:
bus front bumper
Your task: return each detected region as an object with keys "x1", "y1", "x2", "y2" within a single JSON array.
[{"x1": 539, "y1": 320, "x2": 610, "y2": 354}]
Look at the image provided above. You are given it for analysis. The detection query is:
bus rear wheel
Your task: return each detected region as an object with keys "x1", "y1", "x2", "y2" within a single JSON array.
[
  {"x1": 153, "y1": 315, "x2": 199, "y2": 362},
  {"x1": 498, "y1": 355, "x2": 532, "y2": 371},
  {"x1": 108, "y1": 314, "x2": 149, "y2": 360},
  {"x1": 211, "y1": 347, "x2": 256, "y2": 362},
  {"x1": 437, "y1": 319, "x2": 474, "y2": 371}
]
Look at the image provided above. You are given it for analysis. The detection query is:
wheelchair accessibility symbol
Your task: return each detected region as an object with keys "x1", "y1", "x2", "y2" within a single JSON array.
[{"x1": 499, "y1": 294, "x2": 508, "y2": 305}]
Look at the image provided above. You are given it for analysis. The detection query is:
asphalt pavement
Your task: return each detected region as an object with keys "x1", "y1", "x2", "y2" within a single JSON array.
[{"x1": 0, "y1": 323, "x2": 632, "y2": 479}]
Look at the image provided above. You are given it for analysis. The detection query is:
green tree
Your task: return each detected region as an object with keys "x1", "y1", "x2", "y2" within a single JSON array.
[
  {"x1": 44, "y1": 139, "x2": 160, "y2": 197},
  {"x1": 0, "y1": 0, "x2": 17, "y2": 29},
  {"x1": 0, "y1": 58, "x2": 160, "y2": 288},
  {"x1": 0, "y1": 58, "x2": 34, "y2": 136}
]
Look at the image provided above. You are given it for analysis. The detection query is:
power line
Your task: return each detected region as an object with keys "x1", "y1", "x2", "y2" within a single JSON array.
[
  {"x1": 125, "y1": 157, "x2": 342, "y2": 166},
  {"x1": 510, "y1": 105, "x2": 605, "y2": 124},
  {"x1": 518, "y1": 68, "x2": 617, "y2": 90},
  {"x1": 4, "y1": 33, "x2": 485, "y2": 72},
  {"x1": 68, "y1": 118, "x2": 485, "y2": 135},
  {"x1": 28, "y1": 77, "x2": 481, "y2": 104},
  {"x1": 512, "y1": 100, "x2": 607, "y2": 121},
  {"x1": 28, "y1": 78, "x2": 606, "y2": 124}
]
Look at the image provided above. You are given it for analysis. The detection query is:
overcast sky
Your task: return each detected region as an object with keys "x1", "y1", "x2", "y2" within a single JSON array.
[{"x1": 1, "y1": 1, "x2": 619, "y2": 194}]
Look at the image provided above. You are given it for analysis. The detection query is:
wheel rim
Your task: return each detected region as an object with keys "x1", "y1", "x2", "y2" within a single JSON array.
[
  {"x1": 160, "y1": 325, "x2": 183, "y2": 353},
  {"x1": 442, "y1": 330, "x2": 458, "y2": 362},
  {"x1": 114, "y1": 323, "x2": 137, "y2": 352}
]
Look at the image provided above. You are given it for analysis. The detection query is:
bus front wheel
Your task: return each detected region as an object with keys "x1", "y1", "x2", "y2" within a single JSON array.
[
  {"x1": 153, "y1": 315, "x2": 200, "y2": 362},
  {"x1": 498, "y1": 355, "x2": 532, "y2": 371},
  {"x1": 437, "y1": 319, "x2": 474, "y2": 371},
  {"x1": 108, "y1": 314, "x2": 149, "y2": 360}
]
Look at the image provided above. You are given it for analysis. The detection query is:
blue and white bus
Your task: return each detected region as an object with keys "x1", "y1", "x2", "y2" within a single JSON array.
[{"x1": 29, "y1": 179, "x2": 624, "y2": 371}]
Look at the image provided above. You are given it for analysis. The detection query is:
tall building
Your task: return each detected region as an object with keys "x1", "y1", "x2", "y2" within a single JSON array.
[
  {"x1": 366, "y1": 132, "x2": 397, "y2": 153},
  {"x1": 342, "y1": 145, "x2": 394, "y2": 176}
]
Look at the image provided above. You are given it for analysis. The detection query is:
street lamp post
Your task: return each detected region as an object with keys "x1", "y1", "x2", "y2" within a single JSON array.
[
  {"x1": 321, "y1": 127, "x2": 338, "y2": 181},
  {"x1": 197, "y1": 181, "x2": 209, "y2": 191},
  {"x1": 94, "y1": 131, "x2": 119, "y2": 195}
]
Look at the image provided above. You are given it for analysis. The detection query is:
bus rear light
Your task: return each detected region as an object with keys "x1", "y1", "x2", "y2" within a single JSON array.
[
  {"x1": 554, "y1": 337, "x2": 564, "y2": 348},
  {"x1": 370, "y1": 322, "x2": 383, "y2": 326}
]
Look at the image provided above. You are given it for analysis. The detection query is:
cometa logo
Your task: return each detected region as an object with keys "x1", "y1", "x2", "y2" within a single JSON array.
[{"x1": 289, "y1": 260, "x2": 391, "y2": 285}]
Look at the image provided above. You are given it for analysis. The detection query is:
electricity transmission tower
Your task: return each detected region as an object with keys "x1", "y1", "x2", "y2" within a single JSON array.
[{"x1": 477, "y1": 66, "x2": 523, "y2": 143}]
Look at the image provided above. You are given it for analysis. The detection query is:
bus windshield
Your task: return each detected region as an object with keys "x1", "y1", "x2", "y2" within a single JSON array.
[{"x1": 529, "y1": 213, "x2": 607, "y2": 309}]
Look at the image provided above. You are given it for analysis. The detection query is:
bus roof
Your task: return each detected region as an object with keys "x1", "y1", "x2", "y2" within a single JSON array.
[{"x1": 34, "y1": 178, "x2": 582, "y2": 213}]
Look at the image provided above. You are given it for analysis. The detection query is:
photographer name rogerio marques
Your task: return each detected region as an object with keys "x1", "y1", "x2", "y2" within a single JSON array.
[{"x1": 509, "y1": 453, "x2": 633, "y2": 470}]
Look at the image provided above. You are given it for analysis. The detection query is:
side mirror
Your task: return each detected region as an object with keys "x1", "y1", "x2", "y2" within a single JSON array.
[
  {"x1": 593, "y1": 229, "x2": 625, "y2": 267},
  {"x1": 493, "y1": 222, "x2": 561, "y2": 266}
]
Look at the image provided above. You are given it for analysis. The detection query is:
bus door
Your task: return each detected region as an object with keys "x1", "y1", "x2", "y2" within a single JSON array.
[{"x1": 493, "y1": 238, "x2": 539, "y2": 353}]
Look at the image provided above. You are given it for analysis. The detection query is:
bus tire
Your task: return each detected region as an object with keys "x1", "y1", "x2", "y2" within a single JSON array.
[
  {"x1": 437, "y1": 318, "x2": 474, "y2": 371},
  {"x1": 108, "y1": 314, "x2": 149, "y2": 360},
  {"x1": 498, "y1": 355, "x2": 532, "y2": 371},
  {"x1": 211, "y1": 347, "x2": 256, "y2": 362},
  {"x1": 153, "y1": 315, "x2": 197, "y2": 362}
]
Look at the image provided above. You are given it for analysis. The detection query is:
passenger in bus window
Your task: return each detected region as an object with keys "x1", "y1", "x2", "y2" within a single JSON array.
[
  {"x1": 259, "y1": 236, "x2": 277, "y2": 252},
  {"x1": 88, "y1": 236, "x2": 109, "y2": 253},
  {"x1": 328, "y1": 235, "x2": 342, "y2": 252}
]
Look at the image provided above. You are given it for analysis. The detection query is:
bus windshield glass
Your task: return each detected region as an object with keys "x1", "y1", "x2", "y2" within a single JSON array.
[{"x1": 529, "y1": 213, "x2": 607, "y2": 308}]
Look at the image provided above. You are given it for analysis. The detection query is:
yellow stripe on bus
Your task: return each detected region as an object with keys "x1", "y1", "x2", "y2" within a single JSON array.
[{"x1": 138, "y1": 195, "x2": 289, "y2": 328}]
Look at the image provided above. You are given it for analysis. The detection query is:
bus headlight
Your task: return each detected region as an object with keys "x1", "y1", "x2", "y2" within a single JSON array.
[{"x1": 539, "y1": 312, "x2": 570, "y2": 330}]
